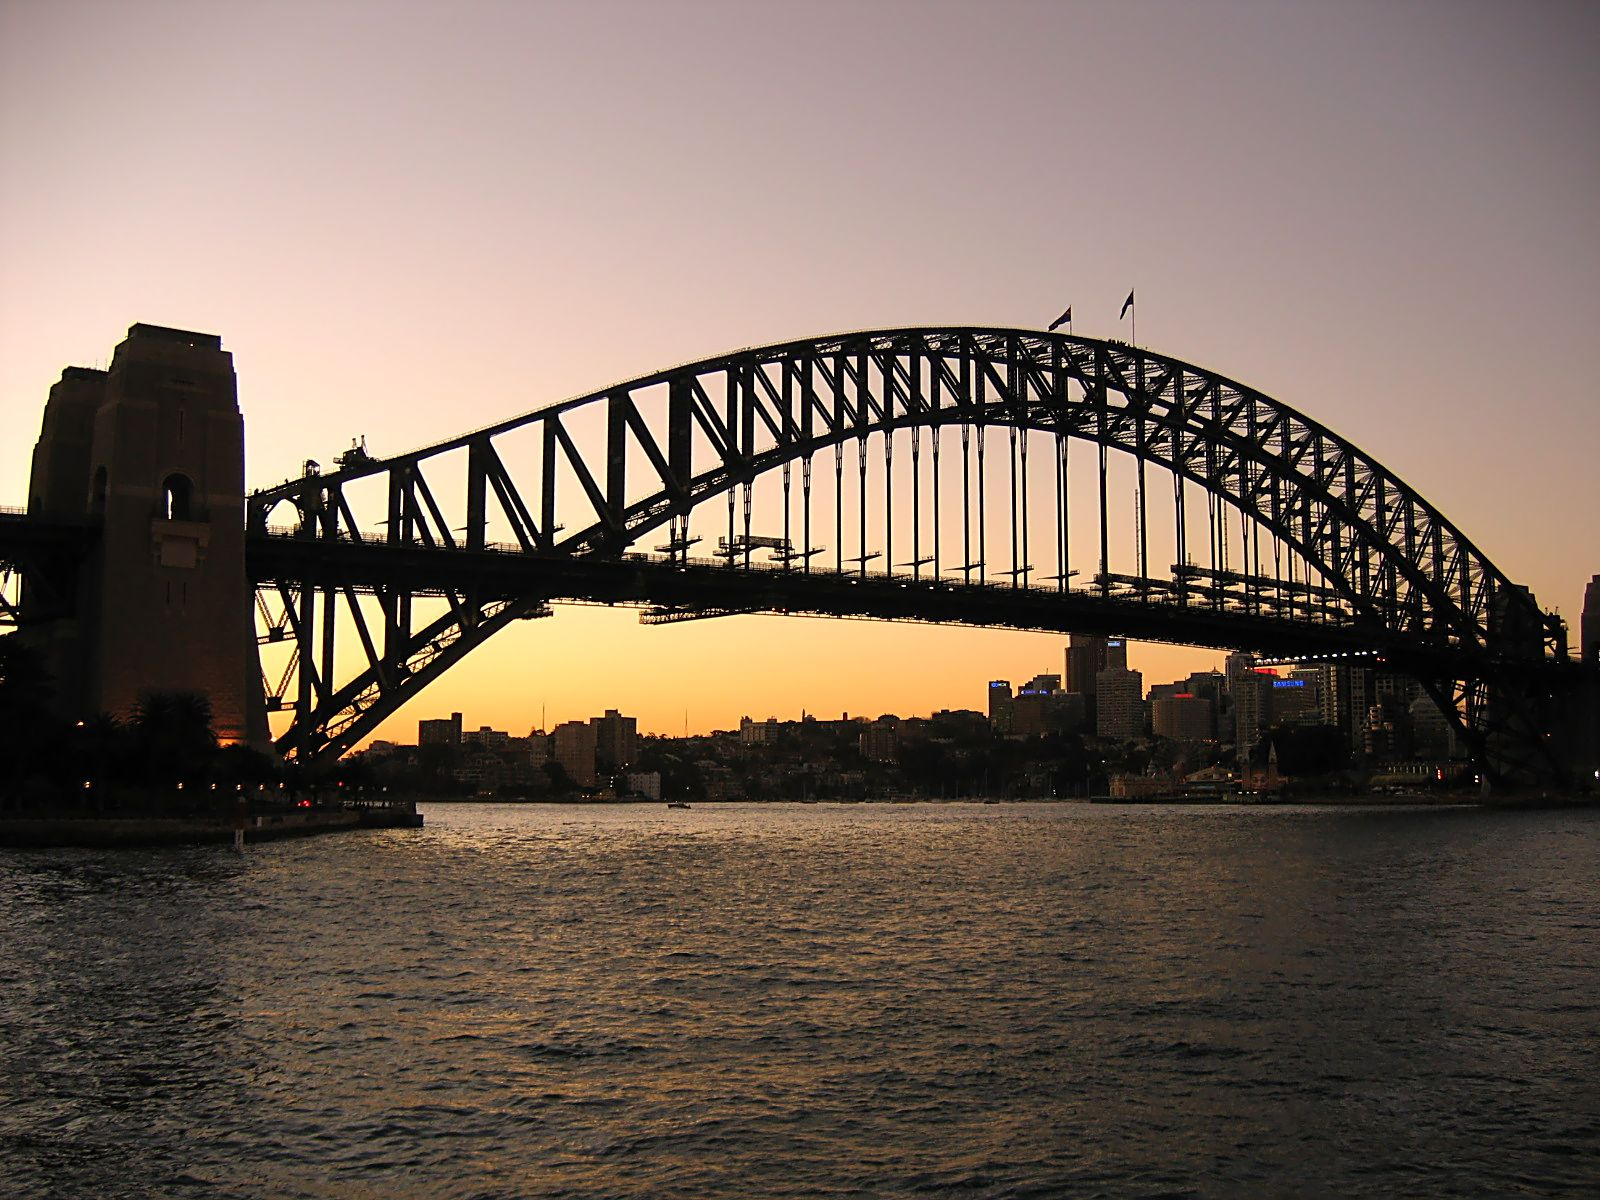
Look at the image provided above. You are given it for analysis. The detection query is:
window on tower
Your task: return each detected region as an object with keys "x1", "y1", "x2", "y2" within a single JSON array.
[{"x1": 162, "y1": 474, "x2": 194, "y2": 521}]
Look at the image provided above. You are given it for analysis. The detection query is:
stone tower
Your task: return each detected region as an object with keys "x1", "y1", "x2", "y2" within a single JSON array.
[
  {"x1": 27, "y1": 324, "x2": 258, "y2": 744},
  {"x1": 24, "y1": 365, "x2": 110, "y2": 710}
]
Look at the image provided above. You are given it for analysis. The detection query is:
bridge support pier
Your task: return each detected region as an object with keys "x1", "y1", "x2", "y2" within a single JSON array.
[
  {"x1": 25, "y1": 324, "x2": 267, "y2": 747},
  {"x1": 1462, "y1": 666, "x2": 1600, "y2": 794},
  {"x1": 1544, "y1": 670, "x2": 1600, "y2": 794}
]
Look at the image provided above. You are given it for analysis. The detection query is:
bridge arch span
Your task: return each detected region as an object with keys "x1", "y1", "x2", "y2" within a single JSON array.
[{"x1": 247, "y1": 328, "x2": 1565, "y2": 777}]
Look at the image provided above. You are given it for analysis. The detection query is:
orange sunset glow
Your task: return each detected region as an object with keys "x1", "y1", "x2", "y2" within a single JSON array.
[{"x1": 3, "y1": 1, "x2": 1595, "y2": 745}]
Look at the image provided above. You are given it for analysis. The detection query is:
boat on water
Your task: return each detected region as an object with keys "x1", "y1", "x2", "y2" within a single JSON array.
[{"x1": 666, "y1": 801, "x2": 691, "y2": 809}]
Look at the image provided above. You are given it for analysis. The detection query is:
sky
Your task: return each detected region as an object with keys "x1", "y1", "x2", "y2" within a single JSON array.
[{"x1": 2, "y1": 0, "x2": 1596, "y2": 743}]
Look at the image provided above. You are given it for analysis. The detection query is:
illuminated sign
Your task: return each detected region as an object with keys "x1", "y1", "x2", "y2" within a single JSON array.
[{"x1": 1272, "y1": 680, "x2": 1307, "y2": 688}]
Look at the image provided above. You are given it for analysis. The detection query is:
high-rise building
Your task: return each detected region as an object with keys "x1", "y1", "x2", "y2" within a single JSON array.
[
  {"x1": 553, "y1": 720, "x2": 598, "y2": 787},
  {"x1": 1068, "y1": 635, "x2": 1129, "y2": 729},
  {"x1": 859, "y1": 720, "x2": 898, "y2": 763},
  {"x1": 1224, "y1": 652, "x2": 1256, "y2": 693},
  {"x1": 1373, "y1": 672, "x2": 1421, "y2": 707},
  {"x1": 1096, "y1": 667, "x2": 1145, "y2": 739},
  {"x1": 419, "y1": 712, "x2": 464, "y2": 745},
  {"x1": 1409, "y1": 694, "x2": 1462, "y2": 760},
  {"x1": 1233, "y1": 668, "x2": 1272, "y2": 751},
  {"x1": 1364, "y1": 699, "x2": 1411, "y2": 760},
  {"x1": 988, "y1": 680, "x2": 1014, "y2": 731},
  {"x1": 1066, "y1": 635, "x2": 1107, "y2": 697},
  {"x1": 1491, "y1": 584, "x2": 1547, "y2": 660},
  {"x1": 1152, "y1": 694, "x2": 1216, "y2": 741},
  {"x1": 1012, "y1": 687, "x2": 1087, "y2": 736},
  {"x1": 1184, "y1": 671, "x2": 1227, "y2": 702},
  {"x1": 1270, "y1": 669, "x2": 1323, "y2": 727},
  {"x1": 1582, "y1": 574, "x2": 1600, "y2": 664},
  {"x1": 1314, "y1": 663, "x2": 1374, "y2": 755},
  {"x1": 1104, "y1": 638, "x2": 1129, "y2": 671},
  {"x1": 591, "y1": 709, "x2": 638, "y2": 773},
  {"x1": 1316, "y1": 663, "x2": 1352, "y2": 731}
]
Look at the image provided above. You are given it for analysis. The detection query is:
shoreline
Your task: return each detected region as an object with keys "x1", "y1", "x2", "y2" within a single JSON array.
[
  {"x1": 9, "y1": 796, "x2": 1586, "y2": 846},
  {"x1": 0, "y1": 805, "x2": 423, "y2": 849},
  {"x1": 408, "y1": 794, "x2": 1593, "y2": 809}
]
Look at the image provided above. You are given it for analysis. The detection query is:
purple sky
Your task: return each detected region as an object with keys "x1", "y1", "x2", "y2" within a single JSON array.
[{"x1": 3, "y1": 0, "x2": 1596, "y2": 739}]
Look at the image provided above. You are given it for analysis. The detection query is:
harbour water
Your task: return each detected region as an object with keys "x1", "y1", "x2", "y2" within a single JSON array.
[{"x1": 2, "y1": 802, "x2": 1596, "y2": 1198}]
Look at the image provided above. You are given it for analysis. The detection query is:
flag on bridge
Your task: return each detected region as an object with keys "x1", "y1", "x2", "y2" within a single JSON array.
[
  {"x1": 1119, "y1": 290, "x2": 1135, "y2": 320},
  {"x1": 1048, "y1": 306, "x2": 1072, "y2": 332}
]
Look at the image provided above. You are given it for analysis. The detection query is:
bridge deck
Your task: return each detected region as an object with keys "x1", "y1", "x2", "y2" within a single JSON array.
[{"x1": 245, "y1": 531, "x2": 1495, "y2": 677}]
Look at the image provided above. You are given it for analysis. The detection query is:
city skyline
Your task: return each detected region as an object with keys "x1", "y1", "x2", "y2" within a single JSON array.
[
  {"x1": 3, "y1": 1, "x2": 1595, "y2": 747},
  {"x1": 392, "y1": 633, "x2": 1234, "y2": 739},
  {"x1": 394, "y1": 646, "x2": 1418, "y2": 752}
]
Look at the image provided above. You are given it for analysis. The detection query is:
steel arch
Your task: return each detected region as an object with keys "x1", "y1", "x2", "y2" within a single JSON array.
[{"x1": 247, "y1": 328, "x2": 1565, "y2": 772}]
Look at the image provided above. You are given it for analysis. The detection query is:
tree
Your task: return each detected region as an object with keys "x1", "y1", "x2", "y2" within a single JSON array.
[
  {"x1": 543, "y1": 759, "x2": 576, "y2": 794},
  {"x1": 130, "y1": 691, "x2": 218, "y2": 789},
  {"x1": 0, "y1": 634, "x2": 68, "y2": 803},
  {"x1": 1259, "y1": 724, "x2": 1348, "y2": 777},
  {"x1": 637, "y1": 739, "x2": 703, "y2": 800},
  {"x1": 212, "y1": 742, "x2": 279, "y2": 788}
]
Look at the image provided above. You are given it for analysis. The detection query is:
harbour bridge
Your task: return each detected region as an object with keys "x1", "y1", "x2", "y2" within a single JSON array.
[{"x1": 2, "y1": 324, "x2": 1595, "y2": 787}]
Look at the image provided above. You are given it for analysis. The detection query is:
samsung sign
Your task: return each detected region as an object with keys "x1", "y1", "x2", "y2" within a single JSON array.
[{"x1": 1272, "y1": 680, "x2": 1307, "y2": 689}]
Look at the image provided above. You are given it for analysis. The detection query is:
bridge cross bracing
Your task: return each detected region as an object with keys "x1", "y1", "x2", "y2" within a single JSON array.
[{"x1": 237, "y1": 327, "x2": 1576, "y2": 781}]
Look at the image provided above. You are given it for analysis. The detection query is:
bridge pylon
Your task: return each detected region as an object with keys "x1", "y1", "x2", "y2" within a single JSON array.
[{"x1": 24, "y1": 324, "x2": 265, "y2": 746}]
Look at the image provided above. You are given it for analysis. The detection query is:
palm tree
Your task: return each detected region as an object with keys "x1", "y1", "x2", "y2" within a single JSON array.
[{"x1": 130, "y1": 691, "x2": 218, "y2": 791}]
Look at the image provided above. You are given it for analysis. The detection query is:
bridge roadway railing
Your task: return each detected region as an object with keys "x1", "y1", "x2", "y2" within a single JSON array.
[
  {"x1": 248, "y1": 523, "x2": 1419, "y2": 668},
  {"x1": 259, "y1": 524, "x2": 1349, "y2": 603},
  {"x1": 255, "y1": 523, "x2": 1361, "y2": 620}
]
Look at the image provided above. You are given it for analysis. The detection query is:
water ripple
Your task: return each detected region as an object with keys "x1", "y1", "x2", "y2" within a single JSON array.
[{"x1": 2, "y1": 802, "x2": 1597, "y2": 1197}]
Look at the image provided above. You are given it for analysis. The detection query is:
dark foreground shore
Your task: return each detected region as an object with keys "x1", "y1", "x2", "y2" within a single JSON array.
[{"x1": 0, "y1": 804, "x2": 423, "y2": 848}]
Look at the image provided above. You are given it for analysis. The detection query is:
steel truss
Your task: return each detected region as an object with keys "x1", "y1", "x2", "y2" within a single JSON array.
[
  {"x1": 246, "y1": 328, "x2": 1576, "y2": 780},
  {"x1": 0, "y1": 513, "x2": 91, "y2": 631},
  {"x1": 0, "y1": 567, "x2": 19, "y2": 629}
]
